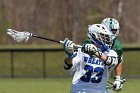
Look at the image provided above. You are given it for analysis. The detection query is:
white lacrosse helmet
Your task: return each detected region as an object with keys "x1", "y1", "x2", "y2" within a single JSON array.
[
  {"x1": 87, "y1": 24, "x2": 113, "y2": 50},
  {"x1": 101, "y1": 18, "x2": 120, "y2": 39}
]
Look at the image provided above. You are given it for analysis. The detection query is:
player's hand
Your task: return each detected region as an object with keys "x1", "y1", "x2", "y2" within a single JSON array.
[
  {"x1": 82, "y1": 44, "x2": 97, "y2": 55},
  {"x1": 113, "y1": 76, "x2": 125, "y2": 91},
  {"x1": 63, "y1": 38, "x2": 76, "y2": 58}
]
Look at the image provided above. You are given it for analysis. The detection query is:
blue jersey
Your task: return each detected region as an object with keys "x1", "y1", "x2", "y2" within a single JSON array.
[{"x1": 68, "y1": 48, "x2": 118, "y2": 93}]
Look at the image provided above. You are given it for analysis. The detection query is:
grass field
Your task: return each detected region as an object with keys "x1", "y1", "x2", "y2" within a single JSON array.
[{"x1": 0, "y1": 78, "x2": 139, "y2": 93}]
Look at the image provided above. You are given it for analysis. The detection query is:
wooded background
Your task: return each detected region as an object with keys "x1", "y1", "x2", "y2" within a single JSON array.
[{"x1": 0, "y1": 0, "x2": 140, "y2": 45}]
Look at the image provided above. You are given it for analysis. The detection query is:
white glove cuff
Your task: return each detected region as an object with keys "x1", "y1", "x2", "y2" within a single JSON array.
[{"x1": 115, "y1": 76, "x2": 121, "y2": 81}]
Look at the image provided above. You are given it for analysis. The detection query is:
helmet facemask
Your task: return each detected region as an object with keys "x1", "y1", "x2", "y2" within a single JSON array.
[
  {"x1": 87, "y1": 24, "x2": 113, "y2": 51},
  {"x1": 111, "y1": 29, "x2": 119, "y2": 39},
  {"x1": 97, "y1": 32, "x2": 113, "y2": 48}
]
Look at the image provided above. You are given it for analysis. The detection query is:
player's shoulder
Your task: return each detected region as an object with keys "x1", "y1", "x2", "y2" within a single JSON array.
[
  {"x1": 107, "y1": 50, "x2": 118, "y2": 57},
  {"x1": 82, "y1": 38, "x2": 92, "y2": 45},
  {"x1": 112, "y1": 39, "x2": 123, "y2": 51},
  {"x1": 114, "y1": 39, "x2": 122, "y2": 45}
]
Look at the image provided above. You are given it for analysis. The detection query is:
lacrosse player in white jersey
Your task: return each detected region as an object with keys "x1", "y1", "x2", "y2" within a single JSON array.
[
  {"x1": 102, "y1": 18, "x2": 125, "y2": 91},
  {"x1": 63, "y1": 24, "x2": 118, "y2": 93}
]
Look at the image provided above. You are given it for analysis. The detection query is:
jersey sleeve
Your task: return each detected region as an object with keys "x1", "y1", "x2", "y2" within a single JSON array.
[
  {"x1": 82, "y1": 38, "x2": 92, "y2": 45},
  {"x1": 67, "y1": 49, "x2": 82, "y2": 75},
  {"x1": 112, "y1": 39, "x2": 123, "y2": 63},
  {"x1": 106, "y1": 50, "x2": 118, "y2": 67}
]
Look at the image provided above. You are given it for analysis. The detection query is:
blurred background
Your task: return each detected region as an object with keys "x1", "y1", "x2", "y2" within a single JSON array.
[
  {"x1": 1, "y1": 0, "x2": 140, "y2": 44},
  {"x1": 0, "y1": 0, "x2": 140, "y2": 93}
]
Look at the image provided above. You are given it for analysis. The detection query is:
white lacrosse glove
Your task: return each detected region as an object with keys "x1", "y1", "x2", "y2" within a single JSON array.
[
  {"x1": 82, "y1": 44, "x2": 98, "y2": 55},
  {"x1": 63, "y1": 38, "x2": 76, "y2": 58},
  {"x1": 113, "y1": 76, "x2": 125, "y2": 91}
]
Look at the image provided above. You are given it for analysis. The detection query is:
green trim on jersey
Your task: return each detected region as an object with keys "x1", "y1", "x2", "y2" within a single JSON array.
[
  {"x1": 82, "y1": 38, "x2": 123, "y2": 62},
  {"x1": 82, "y1": 39, "x2": 93, "y2": 45}
]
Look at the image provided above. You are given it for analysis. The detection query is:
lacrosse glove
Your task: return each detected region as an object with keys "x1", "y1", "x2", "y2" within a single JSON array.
[
  {"x1": 63, "y1": 38, "x2": 76, "y2": 58},
  {"x1": 82, "y1": 44, "x2": 98, "y2": 55},
  {"x1": 113, "y1": 76, "x2": 125, "y2": 91}
]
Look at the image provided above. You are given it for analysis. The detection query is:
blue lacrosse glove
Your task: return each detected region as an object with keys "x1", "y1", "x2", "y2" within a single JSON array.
[{"x1": 63, "y1": 38, "x2": 76, "y2": 58}]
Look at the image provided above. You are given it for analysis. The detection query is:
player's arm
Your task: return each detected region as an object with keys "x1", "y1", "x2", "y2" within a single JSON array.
[
  {"x1": 115, "y1": 62, "x2": 122, "y2": 76},
  {"x1": 113, "y1": 57, "x2": 125, "y2": 91},
  {"x1": 82, "y1": 44, "x2": 118, "y2": 66},
  {"x1": 64, "y1": 58, "x2": 73, "y2": 70},
  {"x1": 114, "y1": 48, "x2": 123, "y2": 76},
  {"x1": 115, "y1": 51, "x2": 123, "y2": 76},
  {"x1": 112, "y1": 42, "x2": 125, "y2": 91},
  {"x1": 63, "y1": 38, "x2": 76, "y2": 70}
]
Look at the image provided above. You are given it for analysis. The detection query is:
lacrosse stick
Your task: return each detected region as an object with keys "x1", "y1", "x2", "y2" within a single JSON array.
[
  {"x1": 106, "y1": 80, "x2": 115, "y2": 93},
  {"x1": 108, "y1": 78, "x2": 126, "y2": 86},
  {"x1": 6, "y1": 29, "x2": 82, "y2": 48}
]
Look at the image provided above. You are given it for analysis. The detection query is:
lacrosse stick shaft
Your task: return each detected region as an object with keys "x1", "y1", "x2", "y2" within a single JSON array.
[
  {"x1": 108, "y1": 80, "x2": 113, "y2": 85},
  {"x1": 32, "y1": 35, "x2": 82, "y2": 48},
  {"x1": 32, "y1": 35, "x2": 62, "y2": 43}
]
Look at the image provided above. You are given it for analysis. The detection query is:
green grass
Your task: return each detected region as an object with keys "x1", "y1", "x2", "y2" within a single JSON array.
[
  {"x1": 0, "y1": 78, "x2": 139, "y2": 93},
  {"x1": 114, "y1": 79, "x2": 140, "y2": 93},
  {"x1": 0, "y1": 78, "x2": 71, "y2": 93},
  {"x1": 123, "y1": 51, "x2": 140, "y2": 77}
]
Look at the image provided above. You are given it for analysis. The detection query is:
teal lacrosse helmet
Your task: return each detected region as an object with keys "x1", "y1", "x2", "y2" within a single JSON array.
[{"x1": 101, "y1": 18, "x2": 120, "y2": 39}]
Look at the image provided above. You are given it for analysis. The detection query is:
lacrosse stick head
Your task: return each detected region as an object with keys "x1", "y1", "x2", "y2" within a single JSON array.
[{"x1": 6, "y1": 29, "x2": 32, "y2": 42}]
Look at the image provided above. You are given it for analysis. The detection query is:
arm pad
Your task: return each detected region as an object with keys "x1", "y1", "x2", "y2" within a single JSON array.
[
  {"x1": 105, "y1": 50, "x2": 118, "y2": 66},
  {"x1": 64, "y1": 60, "x2": 73, "y2": 70},
  {"x1": 105, "y1": 56, "x2": 118, "y2": 66}
]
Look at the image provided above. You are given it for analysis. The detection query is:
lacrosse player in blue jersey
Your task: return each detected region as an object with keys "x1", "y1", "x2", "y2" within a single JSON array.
[{"x1": 63, "y1": 24, "x2": 118, "y2": 93}]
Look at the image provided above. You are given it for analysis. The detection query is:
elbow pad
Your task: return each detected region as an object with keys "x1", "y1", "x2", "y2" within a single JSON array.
[
  {"x1": 105, "y1": 56, "x2": 118, "y2": 66},
  {"x1": 64, "y1": 61, "x2": 73, "y2": 70}
]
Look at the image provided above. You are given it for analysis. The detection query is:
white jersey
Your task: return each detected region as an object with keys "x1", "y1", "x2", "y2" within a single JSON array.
[{"x1": 68, "y1": 48, "x2": 118, "y2": 93}]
